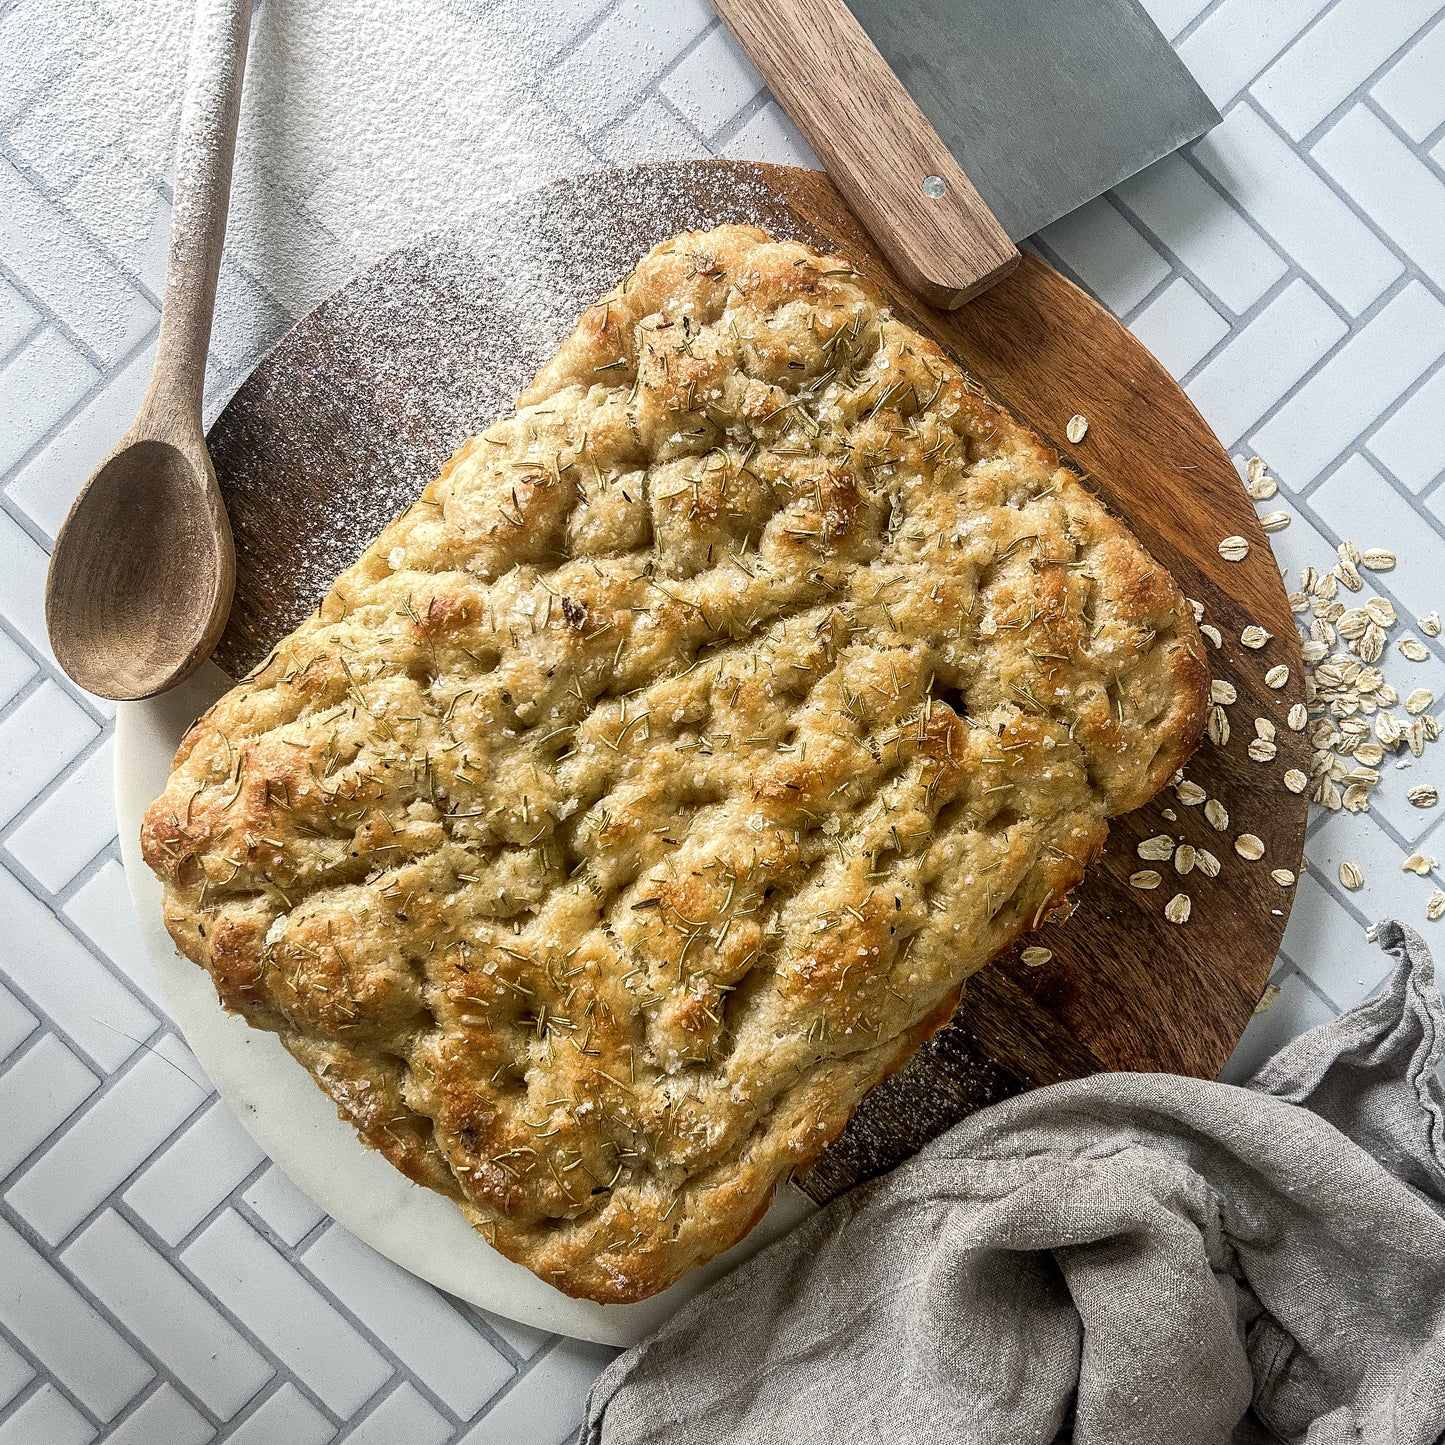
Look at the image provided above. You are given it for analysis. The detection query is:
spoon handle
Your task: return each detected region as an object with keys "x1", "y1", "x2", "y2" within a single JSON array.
[{"x1": 146, "y1": 0, "x2": 254, "y2": 434}]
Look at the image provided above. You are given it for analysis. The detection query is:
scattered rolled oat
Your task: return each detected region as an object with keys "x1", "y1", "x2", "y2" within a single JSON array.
[
  {"x1": 1403, "y1": 854, "x2": 1435, "y2": 876},
  {"x1": 1244, "y1": 457, "x2": 1277, "y2": 500},
  {"x1": 1360, "y1": 548, "x2": 1396, "y2": 571},
  {"x1": 1175, "y1": 844, "x2": 1197, "y2": 875},
  {"x1": 1399, "y1": 636, "x2": 1430, "y2": 662},
  {"x1": 1253, "y1": 983, "x2": 1282, "y2": 1014},
  {"x1": 1338, "y1": 861, "x2": 1364, "y2": 891},
  {"x1": 1260, "y1": 511, "x2": 1291, "y2": 533},
  {"x1": 1130, "y1": 869, "x2": 1162, "y2": 890},
  {"x1": 1365, "y1": 597, "x2": 1396, "y2": 628},
  {"x1": 1021, "y1": 946, "x2": 1053, "y2": 967},
  {"x1": 1337, "y1": 608, "x2": 1369, "y2": 643},
  {"x1": 1282, "y1": 549, "x2": 1442, "y2": 812},
  {"x1": 1284, "y1": 769, "x2": 1308, "y2": 793},
  {"x1": 1264, "y1": 665, "x2": 1289, "y2": 689},
  {"x1": 1066, "y1": 413, "x2": 1089, "y2": 444},
  {"x1": 1138, "y1": 834, "x2": 1175, "y2": 861},
  {"x1": 1408, "y1": 785, "x2": 1439, "y2": 808},
  {"x1": 1235, "y1": 834, "x2": 1265, "y2": 860},
  {"x1": 1405, "y1": 689, "x2": 1435, "y2": 715},
  {"x1": 1176, "y1": 780, "x2": 1207, "y2": 806},
  {"x1": 1201, "y1": 624, "x2": 1223, "y2": 647},
  {"x1": 1429, "y1": 889, "x2": 1445, "y2": 922},
  {"x1": 1207, "y1": 706, "x2": 1230, "y2": 746},
  {"x1": 1164, "y1": 893, "x2": 1192, "y2": 924},
  {"x1": 1210, "y1": 679, "x2": 1237, "y2": 705},
  {"x1": 1240, "y1": 625, "x2": 1271, "y2": 649},
  {"x1": 1248, "y1": 737, "x2": 1278, "y2": 761},
  {"x1": 1218, "y1": 536, "x2": 1250, "y2": 562},
  {"x1": 1271, "y1": 868, "x2": 1297, "y2": 887},
  {"x1": 1421, "y1": 611, "x2": 1441, "y2": 638},
  {"x1": 1255, "y1": 717, "x2": 1276, "y2": 741},
  {"x1": 1204, "y1": 799, "x2": 1229, "y2": 831},
  {"x1": 1195, "y1": 848, "x2": 1221, "y2": 878}
]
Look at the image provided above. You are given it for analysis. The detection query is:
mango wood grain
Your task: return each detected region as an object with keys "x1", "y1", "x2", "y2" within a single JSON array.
[
  {"x1": 711, "y1": 0, "x2": 1018, "y2": 306},
  {"x1": 205, "y1": 161, "x2": 1307, "y2": 1204}
]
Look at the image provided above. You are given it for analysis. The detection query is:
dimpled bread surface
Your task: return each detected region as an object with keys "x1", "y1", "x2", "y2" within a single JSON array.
[{"x1": 142, "y1": 224, "x2": 1206, "y2": 1303}]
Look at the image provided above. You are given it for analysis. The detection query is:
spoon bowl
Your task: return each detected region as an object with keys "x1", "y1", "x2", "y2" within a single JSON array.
[{"x1": 46, "y1": 434, "x2": 236, "y2": 700}]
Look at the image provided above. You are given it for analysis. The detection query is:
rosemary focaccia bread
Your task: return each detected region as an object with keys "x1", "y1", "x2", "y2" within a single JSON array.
[{"x1": 143, "y1": 224, "x2": 1206, "y2": 1303}]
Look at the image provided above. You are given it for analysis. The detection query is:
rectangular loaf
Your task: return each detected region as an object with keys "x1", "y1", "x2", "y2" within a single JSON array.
[{"x1": 142, "y1": 224, "x2": 1205, "y2": 1302}]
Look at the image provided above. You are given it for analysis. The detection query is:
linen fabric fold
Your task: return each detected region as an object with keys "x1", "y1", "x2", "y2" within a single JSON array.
[{"x1": 582, "y1": 921, "x2": 1445, "y2": 1445}]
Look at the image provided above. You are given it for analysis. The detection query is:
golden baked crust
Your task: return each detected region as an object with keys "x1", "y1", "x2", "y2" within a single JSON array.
[{"x1": 142, "y1": 225, "x2": 1205, "y2": 1302}]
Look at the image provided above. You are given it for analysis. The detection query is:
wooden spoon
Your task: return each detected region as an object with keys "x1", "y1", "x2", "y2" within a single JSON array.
[{"x1": 45, "y1": 0, "x2": 253, "y2": 701}]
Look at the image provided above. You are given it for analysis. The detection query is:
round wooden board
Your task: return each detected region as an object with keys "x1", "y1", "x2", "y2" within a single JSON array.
[{"x1": 204, "y1": 160, "x2": 1307, "y2": 1203}]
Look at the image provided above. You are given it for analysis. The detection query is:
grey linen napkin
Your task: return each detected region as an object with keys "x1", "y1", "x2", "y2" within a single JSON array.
[{"x1": 581, "y1": 921, "x2": 1445, "y2": 1444}]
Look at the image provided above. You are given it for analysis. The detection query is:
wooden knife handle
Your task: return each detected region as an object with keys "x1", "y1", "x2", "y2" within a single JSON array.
[{"x1": 712, "y1": 0, "x2": 1019, "y2": 308}]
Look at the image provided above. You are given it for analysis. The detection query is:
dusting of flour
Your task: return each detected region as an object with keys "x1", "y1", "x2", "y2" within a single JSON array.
[
  {"x1": 1, "y1": 0, "x2": 805, "y2": 385},
  {"x1": 228, "y1": 1, "x2": 594, "y2": 297},
  {"x1": 6, "y1": 0, "x2": 593, "y2": 325}
]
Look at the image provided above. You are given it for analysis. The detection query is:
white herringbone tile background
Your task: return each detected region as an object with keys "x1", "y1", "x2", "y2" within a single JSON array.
[{"x1": 3, "y1": 0, "x2": 1445, "y2": 1439}]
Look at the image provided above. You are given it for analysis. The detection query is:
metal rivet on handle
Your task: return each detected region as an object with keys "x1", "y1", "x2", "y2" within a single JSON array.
[{"x1": 921, "y1": 175, "x2": 947, "y2": 199}]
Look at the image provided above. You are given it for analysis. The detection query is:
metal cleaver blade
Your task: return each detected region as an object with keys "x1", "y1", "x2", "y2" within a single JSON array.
[{"x1": 845, "y1": 0, "x2": 1221, "y2": 241}]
